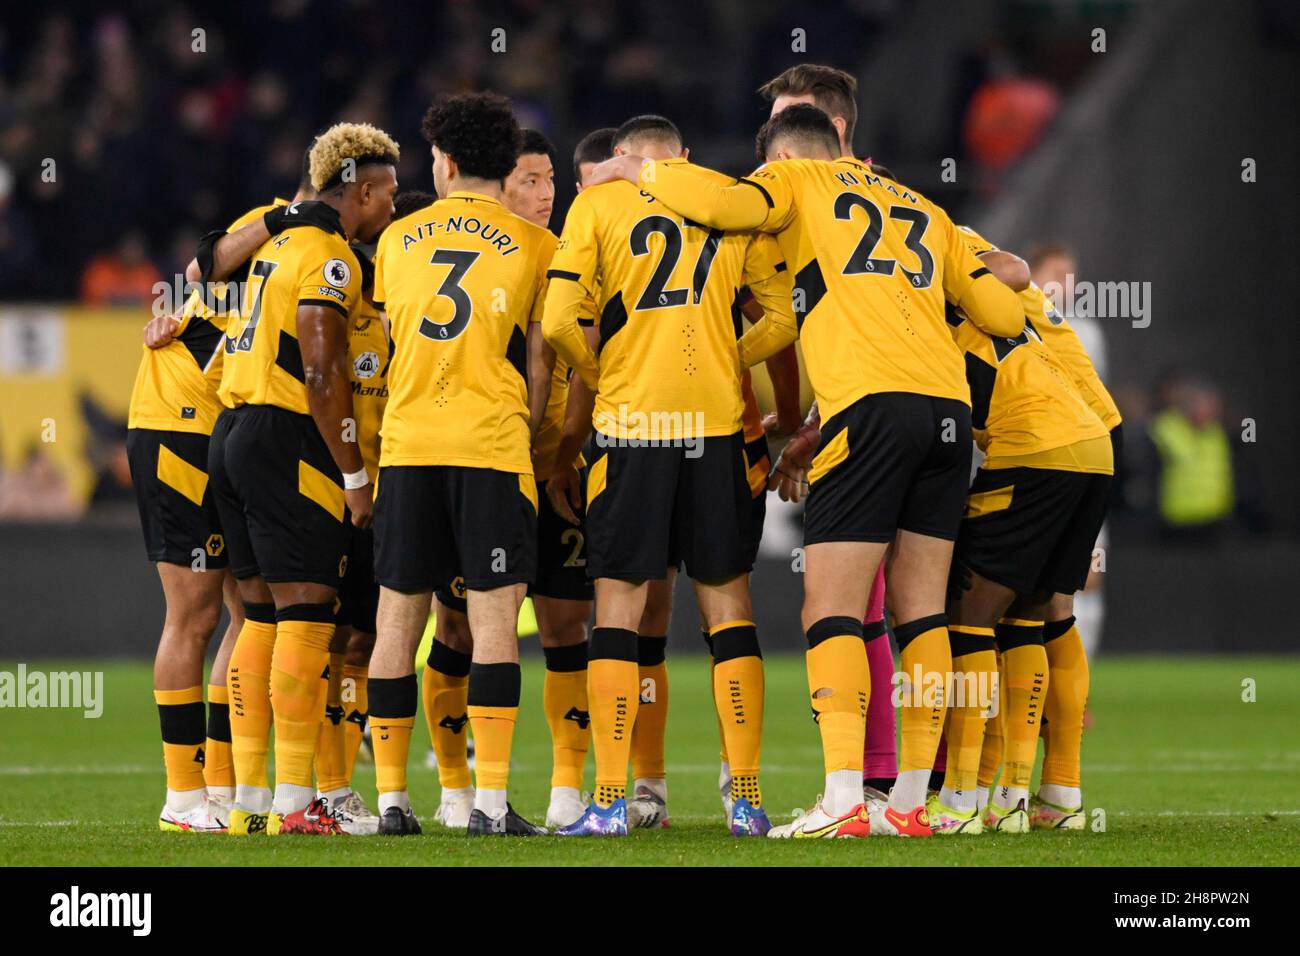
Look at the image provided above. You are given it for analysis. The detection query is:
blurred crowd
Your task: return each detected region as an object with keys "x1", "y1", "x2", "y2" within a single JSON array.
[{"x1": 0, "y1": 0, "x2": 1119, "y2": 302}]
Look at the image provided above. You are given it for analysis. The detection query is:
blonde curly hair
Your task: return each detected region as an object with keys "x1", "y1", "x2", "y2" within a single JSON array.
[{"x1": 309, "y1": 123, "x2": 400, "y2": 192}]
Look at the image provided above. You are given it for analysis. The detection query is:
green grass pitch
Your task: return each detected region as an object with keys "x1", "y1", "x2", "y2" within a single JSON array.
[{"x1": 2, "y1": 655, "x2": 1298, "y2": 866}]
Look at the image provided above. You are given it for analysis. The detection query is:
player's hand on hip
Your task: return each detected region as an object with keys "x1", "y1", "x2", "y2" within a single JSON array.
[
  {"x1": 144, "y1": 313, "x2": 181, "y2": 349},
  {"x1": 546, "y1": 466, "x2": 582, "y2": 526},
  {"x1": 345, "y1": 485, "x2": 374, "y2": 529}
]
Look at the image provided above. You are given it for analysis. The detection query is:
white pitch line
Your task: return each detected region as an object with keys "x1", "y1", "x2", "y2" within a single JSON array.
[
  {"x1": 0, "y1": 820, "x2": 78, "y2": 827},
  {"x1": 0, "y1": 764, "x2": 154, "y2": 776}
]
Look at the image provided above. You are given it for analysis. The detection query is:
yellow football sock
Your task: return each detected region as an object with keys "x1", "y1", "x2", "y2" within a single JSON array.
[
  {"x1": 423, "y1": 641, "x2": 471, "y2": 790},
  {"x1": 315, "y1": 652, "x2": 347, "y2": 794},
  {"x1": 702, "y1": 632, "x2": 733, "y2": 764},
  {"x1": 227, "y1": 604, "x2": 276, "y2": 791},
  {"x1": 630, "y1": 635, "x2": 668, "y2": 781},
  {"x1": 155, "y1": 685, "x2": 206, "y2": 793},
  {"x1": 588, "y1": 627, "x2": 639, "y2": 806},
  {"x1": 996, "y1": 619, "x2": 1049, "y2": 793},
  {"x1": 269, "y1": 605, "x2": 334, "y2": 789},
  {"x1": 542, "y1": 643, "x2": 589, "y2": 790},
  {"x1": 711, "y1": 621, "x2": 764, "y2": 806},
  {"x1": 1042, "y1": 617, "x2": 1089, "y2": 789},
  {"x1": 805, "y1": 617, "x2": 868, "y2": 774},
  {"x1": 468, "y1": 662, "x2": 521, "y2": 793},
  {"x1": 369, "y1": 673, "x2": 417, "y2": 797},
  {"x1": 943, "y1": 626, "x2": 997, "y2": 797},
  {"x1": 203, "y1": 683, "x2": 234, "y2": 791},
  {"x1": 342, "y1": 664, "x2": 368, "y2": 783},
  {"x1": 895, "y1": 615, "x2": 951, "y2": 774},
  {"x1": 978, "y1": 651, "x2": 1005, "y2": 789}
]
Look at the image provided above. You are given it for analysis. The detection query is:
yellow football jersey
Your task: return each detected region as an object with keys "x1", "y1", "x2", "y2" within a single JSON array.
[
  {"x1": 542, "y1": 160, "x2": 793, "y2": 441},
  {"x1": 347, "y1": 297, "x2": 390, "y2": 477},
  {"x1": 373, "y1": 191, "x2": 556, "y2": 474},
  {"x1": 633, "y1": 158, "x2": 1024, "y2": 422},
  {"x1": 946, "y1": 303, "x2": 1111, "y2": 472},
  {"x1": 128, "y1": 200, "x2": 284, "y2": 433},
  {"x1": 957, "y1": 225, "x2": 1122, "y2": 431},
  {"x1": 218, "y1": 220, "x2": 362, "y2": 414}
]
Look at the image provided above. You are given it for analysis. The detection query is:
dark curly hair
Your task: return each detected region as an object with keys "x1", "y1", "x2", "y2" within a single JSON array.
[
  {"x1": 393, "y1": 190, "x2": 436, "y2": 219},
  {"x1": 421, "y1": 91, "x2": 521, "y2": 182}
]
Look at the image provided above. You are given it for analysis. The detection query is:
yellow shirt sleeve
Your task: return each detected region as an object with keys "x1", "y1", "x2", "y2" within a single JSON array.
[
  {"x1": 938, "y1": 209, "x2": 1022, "y2": 338},
  {"x1": 528, "y1": 232, "x2": 558, "y2": 326},
  {"x1": 298, "y1": 241, "x2": 361, "y2": 317},
  {"x1": 541, "y1": 197, "x2": 599, "y2": 388},
  {"x1": 736, "y1": 235, "x2": 797, "y2": 368},
  {"x1": 635, "y1": 159, "x2": 786, "y2": 232}
]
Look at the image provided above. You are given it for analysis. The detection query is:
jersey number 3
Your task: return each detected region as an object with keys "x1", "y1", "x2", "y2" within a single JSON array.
[{"x1": 419, "y1": 249, "x2": 481, "y2": 341}]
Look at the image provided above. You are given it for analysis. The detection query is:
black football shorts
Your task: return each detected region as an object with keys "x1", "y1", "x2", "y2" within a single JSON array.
[
  {"x1": 336, "y1": 526, "x2": 379, "y2": 634},
  {"x1": 127, "y1": 428, "x2": 228, "y2": 569},
  {"x1": 743, "y1": 433, "x2": 771, "y2": 568},
  {"x1": 374, "y1": 465, "x2": 537, "y2": 593},
  {"x1": 534, "y1": 470, "x2": 594, "y2": 602},
  {"x1": 585, "y1": 431, "x2": 753, "y2": 582},
  {"x1": 208, "y1": 404, "x2": 348, "y2": 586},
  {"x1": 953, "y1": 465, "x2": 1113, "y2": 597},
  {"x1": 804, "y1": 392, "x2": 973, "y2": 545}
]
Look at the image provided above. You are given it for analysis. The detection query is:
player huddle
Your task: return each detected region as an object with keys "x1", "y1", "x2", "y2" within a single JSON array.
[{"x1": 127, "y1": 63, "x2": 1118, "y2": 840}]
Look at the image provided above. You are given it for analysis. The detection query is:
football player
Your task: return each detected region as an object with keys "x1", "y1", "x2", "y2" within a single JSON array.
[
  {"x1": 420, "y1": 130, "x2": 600, "y2": 831},
  {"x1": 209, "y1": 122, "x2": 398, "y2": 835},
  {"x1": 543, "y1": 115, "x2": 795, "y2": 837},
  {"x1": 758, "y1": 64, "x2": 897, "y2": 800},
  {"x1": 367, "y1": 93, "x2": 554, "y2": 837}
]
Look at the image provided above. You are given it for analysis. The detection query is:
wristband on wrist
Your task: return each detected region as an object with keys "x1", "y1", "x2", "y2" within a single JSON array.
[{"x1": 343, "y1": 468, "x2": 370, "y2": 490}]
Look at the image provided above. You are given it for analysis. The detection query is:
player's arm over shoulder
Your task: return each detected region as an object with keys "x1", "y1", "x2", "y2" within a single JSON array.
[{"x1": 935, "y1": 206, "x2": 1023, "y2": 337}]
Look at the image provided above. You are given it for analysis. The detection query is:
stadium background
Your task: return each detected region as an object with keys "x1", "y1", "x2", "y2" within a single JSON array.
[{"x1": 1, "y1": 0, "x2": 1297, "y2": 657}]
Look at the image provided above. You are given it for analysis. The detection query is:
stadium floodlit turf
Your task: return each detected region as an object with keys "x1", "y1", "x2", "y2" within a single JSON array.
[{"x1": 1, "y1": 655, "x2": 1298, "y2": 866}]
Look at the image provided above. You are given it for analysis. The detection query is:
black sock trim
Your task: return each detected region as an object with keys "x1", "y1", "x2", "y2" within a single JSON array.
[
  {"x1": 711, "y1": 624, "x2": 762, "y2": 662},
  {"x1": 864, "y1": 776, "x2": 896, "y2": 793},
  {"x1": 206, "y1": 702, "x2": 231, "y2": 743},
  {"x1": 468, "y1": 662, "x2": 521, "y2": 708},
  {"x1": 893, "y1": 614, "x2": 947, "y2": 652},
  {"x1": 275, "y1": 602, "x2": 335, "y2": 624},
  {"x1": 589, "y1": 627, "x2": 638, "y2": 662},
  {"x1": 806, "y1": 615, "x2": 863, "y2": 649},
  {"x1": 1044, "y1": 616, "x2": 1076, "y2": 642},
  {"x1": 158, "y1": 702, "x2": 206, "y2": 745},
  {"x1": 928, "y1": 769, "x2": 946, "y2": 793},
  {"x1": 995, "y1": 620, "x2": 1045, "y2": 651},
  {"x1": 949, "y1": 629, "x2": 996, "y2": 657},
  {"x1": 702, "y1": 630, "x2": 715, "y2": 657},
  {"x1": 637, "y1": 635, "x2": 667, "y2": 667},
  {"x1": 242, "y1": 601, "x2": 276, "y2": 625},
  {"x1": 427, "y1": 639, "x2": 472, "y2": 677},
  {"x1": 863, "y1": 620, "x2": 888, "y2": 641},
  {"x1": 368, "y1": 673, "x2": 417, "y2": 719},
  {"x1": 543, "y1": 642, "x2": 589, "y2": 673}
]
